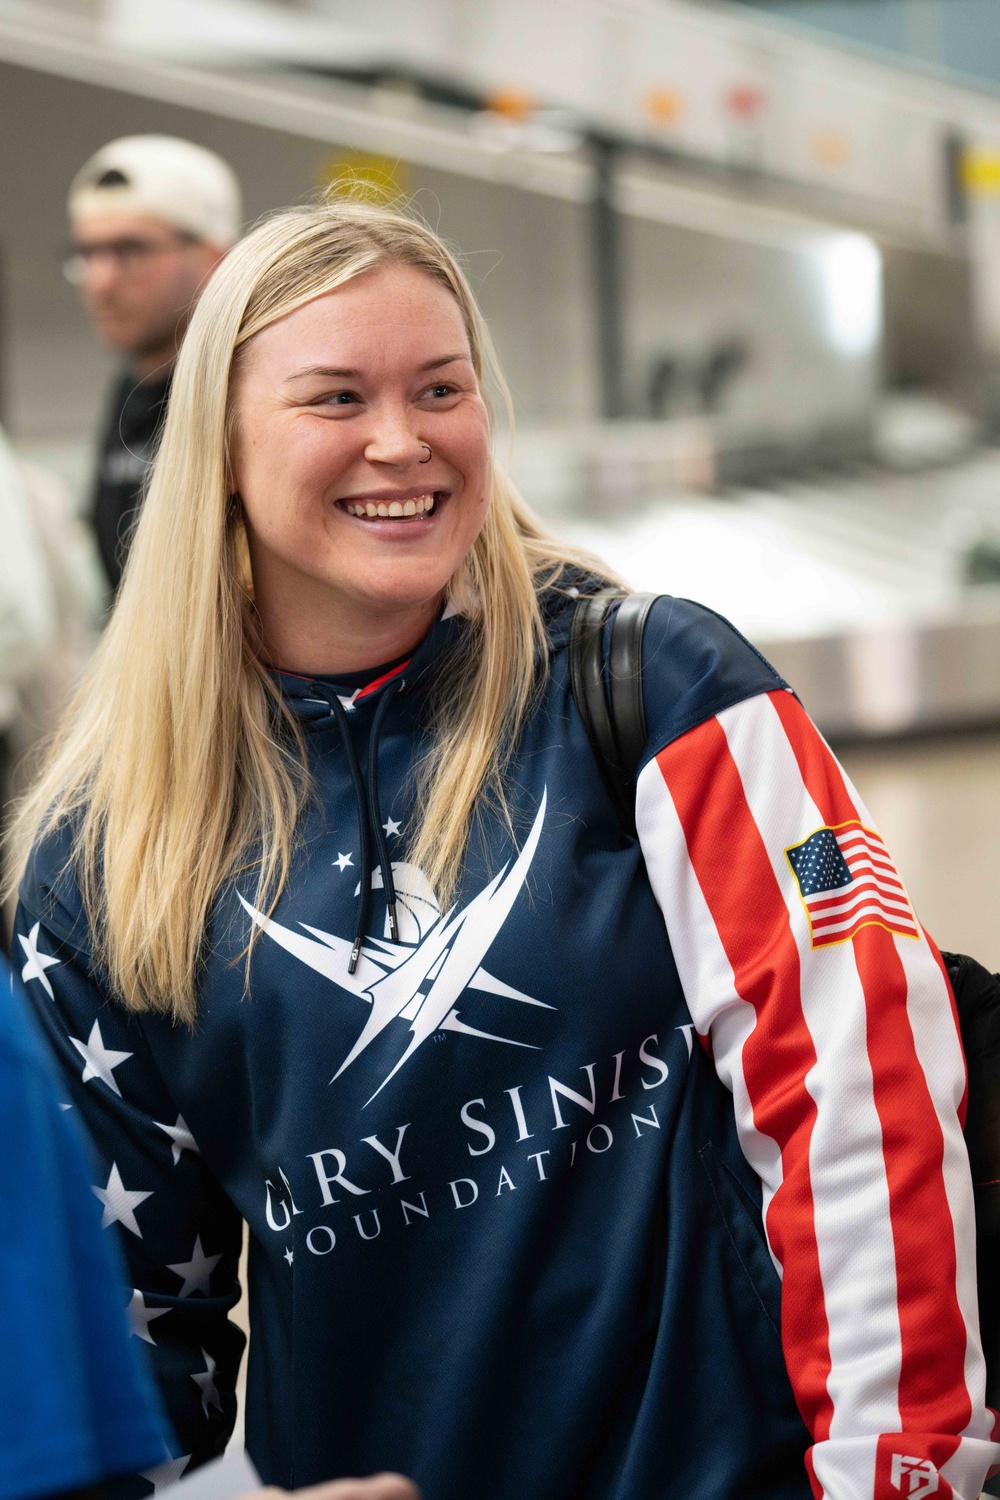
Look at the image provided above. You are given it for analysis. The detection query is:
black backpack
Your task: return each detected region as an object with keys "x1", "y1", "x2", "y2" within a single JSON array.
[{"x1": 570, "y1": 591, "x2": 1000, "y2": 1417}]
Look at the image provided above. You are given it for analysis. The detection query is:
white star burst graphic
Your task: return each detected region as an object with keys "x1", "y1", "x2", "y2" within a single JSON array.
[
  {"x1": 240, "y1": 792, "x2": 553, "y2": 1106},
  {"x1": 70, "y1": 1019, "x2": 133, "y2": 1096},
  {"x1": 18, "y1": 922, "x2": 60, "y2": 999}
]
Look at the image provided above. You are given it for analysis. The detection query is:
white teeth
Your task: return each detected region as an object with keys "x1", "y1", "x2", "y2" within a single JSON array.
[{"x1": 344, "y1": 493, "x2": 438, "y2": 519}]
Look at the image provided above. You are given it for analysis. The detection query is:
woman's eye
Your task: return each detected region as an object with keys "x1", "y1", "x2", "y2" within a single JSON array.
[
  {"x1": 424, "y1": 384, "x2": 456, "y2": 399},
  {"x1": 311, "y1": 390, "x2": 358, "y2": 407}
]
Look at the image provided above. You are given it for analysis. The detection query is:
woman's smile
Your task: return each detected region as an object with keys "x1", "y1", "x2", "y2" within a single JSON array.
[{"x1": 338, "y1": 488, "x2": 447, "y2": 522}]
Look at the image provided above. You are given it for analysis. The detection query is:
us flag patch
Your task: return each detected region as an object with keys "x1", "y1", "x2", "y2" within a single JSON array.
[{"x1": 785, "y1": 820, "x2": 919, "y2": 947}]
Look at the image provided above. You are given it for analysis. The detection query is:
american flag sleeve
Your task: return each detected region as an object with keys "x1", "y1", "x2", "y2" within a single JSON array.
[
  {"x1": 12, "y1": 898, "x2": 246, "y2": 1496},
  {"x1": 635, "y1": 686, "x2": 1000, "y2": 1500}
]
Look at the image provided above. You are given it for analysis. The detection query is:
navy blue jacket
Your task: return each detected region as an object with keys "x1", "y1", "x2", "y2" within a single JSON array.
[{"x1": 16, "y1": 591, "x2": 996, "y2": 1500}]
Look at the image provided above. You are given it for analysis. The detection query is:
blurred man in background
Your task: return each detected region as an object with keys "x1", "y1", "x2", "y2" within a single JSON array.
[{"x1": 66, "y1": 135, "x2": 242, "y2": 590}]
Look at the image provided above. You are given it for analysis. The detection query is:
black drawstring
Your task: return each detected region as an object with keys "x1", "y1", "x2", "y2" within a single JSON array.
[
  {"x1": 367, "y1": 677, "x2": 404, "y2": 944},
  {"x1": 322, "y1": 691, "x2": 373, "y2": 972},
  {"x1": 311, "y1": 676, "x2": 404, "y2": 973}
]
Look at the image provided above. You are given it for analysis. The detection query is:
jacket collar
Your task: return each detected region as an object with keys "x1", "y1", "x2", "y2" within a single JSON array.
[{"x1": 268, "y1": 569, "x2": 601, "y2": 724}]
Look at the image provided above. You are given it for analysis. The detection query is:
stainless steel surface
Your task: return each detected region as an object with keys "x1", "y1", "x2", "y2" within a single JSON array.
[{"x1": 544, "y1": 444, "x2": 1000, "y2": 738}]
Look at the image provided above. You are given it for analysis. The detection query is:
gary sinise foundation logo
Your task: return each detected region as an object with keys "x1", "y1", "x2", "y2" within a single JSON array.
[
  {"x1": 240, "y1": 792, "x2": 552, "y2": 1107},
  {"x1": 246, "y1": 791, "x2": 694, "y2": 1265}
]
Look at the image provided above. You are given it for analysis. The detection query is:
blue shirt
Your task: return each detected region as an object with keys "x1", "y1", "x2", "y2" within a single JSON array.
[{"x1": 0, "y1": 954, "x2": 169, "y2": 1500}]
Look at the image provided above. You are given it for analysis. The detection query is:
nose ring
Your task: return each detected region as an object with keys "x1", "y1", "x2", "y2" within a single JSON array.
[{"x1": 419, "y1": 445, "x2": 432, "y2": 464}]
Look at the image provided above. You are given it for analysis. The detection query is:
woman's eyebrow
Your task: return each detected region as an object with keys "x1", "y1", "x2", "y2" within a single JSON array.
[
  {"x1": 417, "y1": 353, "x2": 470, "y2": 372},
  {"x1": 283, "y1": 353, "x2": 470, "y2": 384}
]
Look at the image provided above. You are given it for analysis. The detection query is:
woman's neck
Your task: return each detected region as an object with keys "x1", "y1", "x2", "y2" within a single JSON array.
[{"x1": 259, "y1": 594, "x2": 441, "y2": 678}]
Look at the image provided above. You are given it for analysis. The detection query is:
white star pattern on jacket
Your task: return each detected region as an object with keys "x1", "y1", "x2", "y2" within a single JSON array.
[
  {"x1": 70, "y1": 1018, "x2": 133, "y2": 1095},
  {"x1": 18, "y1": 921, "x2": 60, "y2": 998},
  {"x1": 154, "y1": 1113, "x2": 199, "y2": 1165},
  {"x1": 192, "y1": 1349, "x2": 224, "y2": 1417},
  {"x1": 92, "y1": 1161, "x2": 152, "y2": 1236},
  {"x1": 382, "y1": 817, "x2": 402, "y2": 837},
  {"x1": 127, "y1": 1288, "x2": 170, "y2": 1345},
  {"x1": 167, "y1": 1235, "x2": 223, "y2": 1297},
  {"x1": 140, "y1": 1455, "x2": 191, "y2": 1493},
  {"x1": 334, "y1": 852, "x2": 354, "y2": 872}
]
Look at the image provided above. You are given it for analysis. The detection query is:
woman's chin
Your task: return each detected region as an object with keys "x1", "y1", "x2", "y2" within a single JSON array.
[{"x1": 341, "y1": 575, "x2": 449, "y2": 620}]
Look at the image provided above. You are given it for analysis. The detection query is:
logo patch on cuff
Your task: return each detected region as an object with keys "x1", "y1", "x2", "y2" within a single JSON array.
[{"x1": 889, "y1": 1453, "x2": 939, "y2": 1497}]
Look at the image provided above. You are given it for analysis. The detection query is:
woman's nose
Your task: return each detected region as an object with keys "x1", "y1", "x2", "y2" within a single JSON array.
[{"x1": 363, "y1": 411, "x2": 426, "y2": 469}]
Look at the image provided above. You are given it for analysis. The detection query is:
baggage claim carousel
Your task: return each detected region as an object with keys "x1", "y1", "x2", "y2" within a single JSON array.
[{"x1": 522, "y1": 445, "x2": 1000, "y2": 743}]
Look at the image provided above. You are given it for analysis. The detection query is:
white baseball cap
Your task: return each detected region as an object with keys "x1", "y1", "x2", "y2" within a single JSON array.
[{"x1": 69, "y1": 135, "x2": 242, "y2": 248}]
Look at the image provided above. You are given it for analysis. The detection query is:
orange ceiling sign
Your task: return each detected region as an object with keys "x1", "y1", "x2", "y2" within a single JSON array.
[
  {"x1": 645, "y1": 88, "x2": 683, "y2": 127},
  {"x1": 484, "y1": 88, "x2": 537, "y2": 123}
]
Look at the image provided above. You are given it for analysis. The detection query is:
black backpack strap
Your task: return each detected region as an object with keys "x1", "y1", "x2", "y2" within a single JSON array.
[
  {"x1": 942, "y1": 950, "x2": 1000, "y2": 1417},
  {"x1": 570, "y1": 594, "x2": 628, "y2": 827},
  {"x1": 569, "y1": 592, "x2": 657, "y2": 833},
  {"x1": 608, "y1": 591, "x2": 656, "y2": 780}
]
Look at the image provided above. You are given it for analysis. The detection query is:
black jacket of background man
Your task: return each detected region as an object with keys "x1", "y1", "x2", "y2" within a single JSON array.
[{"x1": 90, "y1": 368, "x2": 172, "y2": 591}]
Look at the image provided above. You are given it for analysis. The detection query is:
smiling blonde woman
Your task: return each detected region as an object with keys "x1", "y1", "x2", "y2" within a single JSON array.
[{"x1": 9, "y1": 199, "x2": 997, "y2": 1500}]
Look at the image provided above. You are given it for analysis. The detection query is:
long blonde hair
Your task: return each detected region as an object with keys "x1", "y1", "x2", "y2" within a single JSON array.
[{"x1": 7, "y1": 198, "x2": 617, "y2": 1023}]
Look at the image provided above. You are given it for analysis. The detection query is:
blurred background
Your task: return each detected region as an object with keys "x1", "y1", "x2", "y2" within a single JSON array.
[{"x1": 2, "y1": 0, "x2": 1000, "y2": 971}]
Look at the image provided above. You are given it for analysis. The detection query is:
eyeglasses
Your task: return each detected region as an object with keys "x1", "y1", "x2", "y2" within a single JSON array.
[{"x1": 63, "y1": 231, "x2": 200, "y2": 284}]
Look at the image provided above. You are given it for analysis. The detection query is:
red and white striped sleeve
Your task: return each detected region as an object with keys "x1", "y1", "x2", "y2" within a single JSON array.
[{"x1": 635, "y1": 685, "x2": 999, "y2": 1500}]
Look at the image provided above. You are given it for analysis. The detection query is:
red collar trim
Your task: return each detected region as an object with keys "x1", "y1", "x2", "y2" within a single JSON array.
[
  {"x1": 355, "y1": 658, "x2": 410, "y2": 700},
  {"x1": 269, "y1": 657, "x2": 411, "y2": 699}
]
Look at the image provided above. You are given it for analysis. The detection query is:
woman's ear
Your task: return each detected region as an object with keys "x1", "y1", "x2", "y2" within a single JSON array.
[{"x1": 232, "y1": 509, "x2": 255, "y2": 600}]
